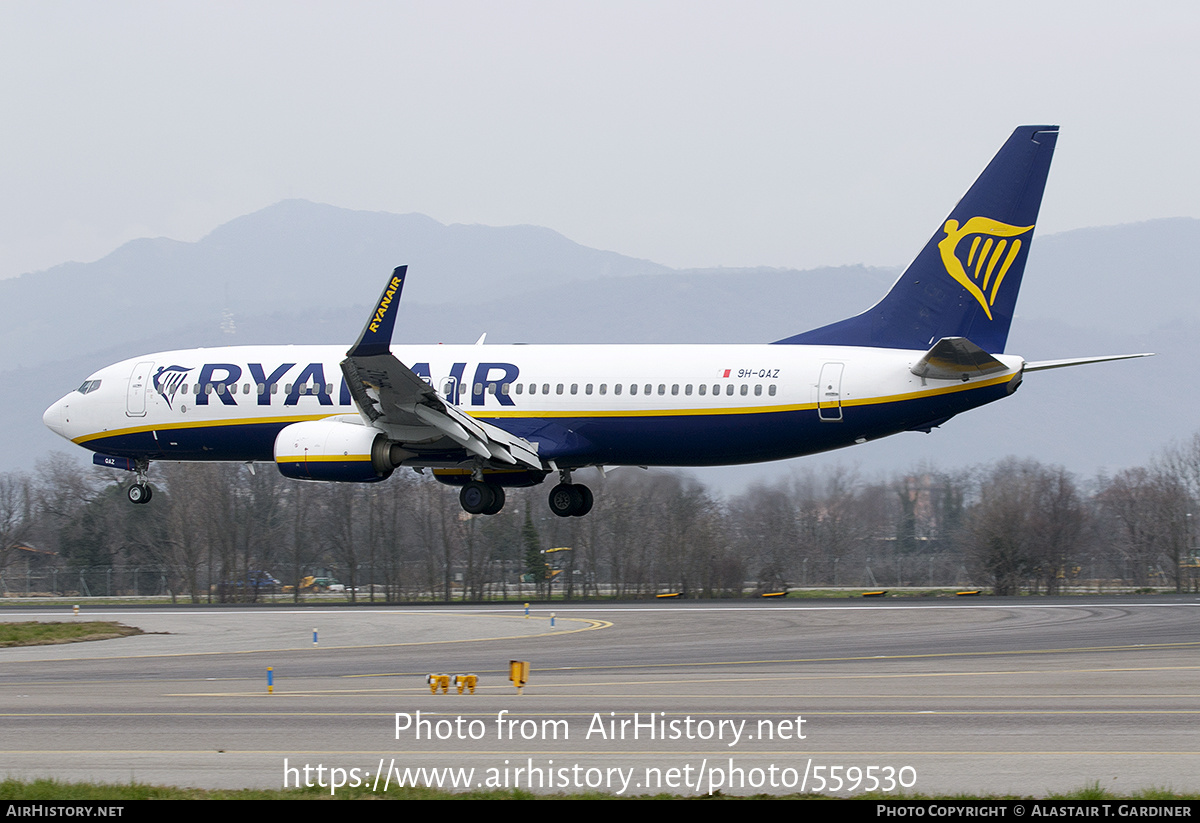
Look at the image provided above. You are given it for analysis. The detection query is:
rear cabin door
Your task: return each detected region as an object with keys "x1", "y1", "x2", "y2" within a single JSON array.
[{"x1": 817, "y1": 362, "x2": 844, "y2": 422}]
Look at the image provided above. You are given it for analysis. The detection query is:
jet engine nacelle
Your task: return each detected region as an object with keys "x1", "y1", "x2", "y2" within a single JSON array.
[{"x1": 274, "y1": 419, "x2": 408, "y2": 482}]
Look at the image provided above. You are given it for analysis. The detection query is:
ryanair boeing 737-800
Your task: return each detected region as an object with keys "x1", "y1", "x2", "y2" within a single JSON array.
[{"x1": 42, "y1": 126, "x2": 1150, "y2": 517}]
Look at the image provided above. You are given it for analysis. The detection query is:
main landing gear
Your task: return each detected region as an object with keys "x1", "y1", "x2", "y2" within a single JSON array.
[
  {"x1": 127, "y1": 459, "x2": 153, "y2": 505},
  {"x1": 459, "y1": 481, "x2": 505, "y2": 516},
  {"x1": 548, "y1": 479, "x2": 592, "y2": 518},
  {"x1": 456, "y1": 470, "x2": 594, "y2": 518}
]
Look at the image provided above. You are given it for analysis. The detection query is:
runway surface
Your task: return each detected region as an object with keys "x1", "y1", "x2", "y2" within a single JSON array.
[{"x1": 1, "y1": 597, "x2": 1198, "y2": 796}]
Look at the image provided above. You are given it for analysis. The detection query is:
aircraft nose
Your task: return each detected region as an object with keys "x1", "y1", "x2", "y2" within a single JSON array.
[{"x1": 43, "y1": 396, "x2": 68, "y2": 438}]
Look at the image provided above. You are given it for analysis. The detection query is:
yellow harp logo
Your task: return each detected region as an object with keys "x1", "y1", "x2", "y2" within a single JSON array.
[{"x1": 937, "y1": 217, "x2": 1033, "y2": 320}]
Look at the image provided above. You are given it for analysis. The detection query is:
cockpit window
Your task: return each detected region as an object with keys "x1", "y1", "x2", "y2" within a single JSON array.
[{"x1": 76, "y1": 380, "x2": 102, "y2": 395}]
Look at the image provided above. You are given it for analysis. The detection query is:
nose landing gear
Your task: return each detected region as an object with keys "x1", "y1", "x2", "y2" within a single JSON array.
[{"x1": 127, "y1": 459, "x2": 153, "y2": 505}]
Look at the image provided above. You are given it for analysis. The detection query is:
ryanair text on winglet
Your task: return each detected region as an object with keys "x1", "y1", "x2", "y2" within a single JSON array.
[{"x1": 369, "y1": 275, "x2": 404, "y2": 333}]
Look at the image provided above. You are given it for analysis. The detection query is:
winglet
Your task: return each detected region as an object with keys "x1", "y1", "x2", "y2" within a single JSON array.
[{"x1": 348, "y1": 266, "x2": 407, "y2": 357}]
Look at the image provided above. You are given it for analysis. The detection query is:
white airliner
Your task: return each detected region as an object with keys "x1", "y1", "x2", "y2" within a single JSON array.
[{"x1": 42, "y1": 126, "x2": 1149, "y2": 517}]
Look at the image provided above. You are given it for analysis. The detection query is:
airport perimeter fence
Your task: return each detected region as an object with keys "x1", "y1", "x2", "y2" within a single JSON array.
[
  {"x1": 0, "y1": 559, "x2": 1176, "y2": 603},
  {"x1": 0, "y1": 564, "x2": 594, "y2": 603}
]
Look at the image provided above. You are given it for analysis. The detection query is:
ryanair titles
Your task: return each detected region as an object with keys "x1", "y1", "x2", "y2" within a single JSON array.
[{"x1": 154, "y1": 361, "x2": 520, "y2": 408}]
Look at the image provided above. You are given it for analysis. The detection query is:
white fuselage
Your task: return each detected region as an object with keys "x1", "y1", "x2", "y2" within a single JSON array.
[{"x1": 43, "y1": 342, "x2": 1024, "y2": 469}]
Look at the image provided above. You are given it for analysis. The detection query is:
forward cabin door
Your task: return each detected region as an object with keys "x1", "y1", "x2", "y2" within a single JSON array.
[{"x1": 126, "y1": 361, "x2": 154, "y2": 417}]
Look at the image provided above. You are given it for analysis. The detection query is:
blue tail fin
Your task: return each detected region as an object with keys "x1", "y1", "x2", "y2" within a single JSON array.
[{"x1": 774, "y1": 126, "x2": 1058, "y2": 353}]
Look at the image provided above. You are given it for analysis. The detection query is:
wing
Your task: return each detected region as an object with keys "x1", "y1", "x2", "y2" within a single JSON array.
[{"x1": 339, "y1": 266, "x2": 541, "y2": 469}]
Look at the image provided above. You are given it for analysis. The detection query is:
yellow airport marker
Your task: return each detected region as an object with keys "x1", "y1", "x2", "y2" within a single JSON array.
[
  {"x1": 456, "y1": 674, "x2": 478, "y2": 695},
  {"x1": 427, "y1": 673, "x2": 450, "y2": 694},
  {"x1": 509, "y1": 660, "x2": 529, "y2": 695}
]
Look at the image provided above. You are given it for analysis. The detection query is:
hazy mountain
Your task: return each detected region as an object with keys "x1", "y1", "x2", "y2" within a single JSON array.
[
  {"x1": 0, "y1": 200, "x2": 672, "y2": 374},
  {"x1": 7, "y1": 202, "x2": 1196, "y2": 490}
]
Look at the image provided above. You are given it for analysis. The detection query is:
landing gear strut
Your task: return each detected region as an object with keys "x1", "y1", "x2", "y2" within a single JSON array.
[{"x1": 459, "y1": 481, "x2": 505, "y2": 515}]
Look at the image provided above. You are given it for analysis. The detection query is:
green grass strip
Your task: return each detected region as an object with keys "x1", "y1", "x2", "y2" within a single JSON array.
[{"x1": 0, "y1": 621, "x2": 143, "y2": 647}]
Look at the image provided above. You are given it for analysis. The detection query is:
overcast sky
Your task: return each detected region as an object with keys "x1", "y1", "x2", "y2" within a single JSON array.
[{"x1": 2, "y1": 1, "x2": 1197, "y2": 281}]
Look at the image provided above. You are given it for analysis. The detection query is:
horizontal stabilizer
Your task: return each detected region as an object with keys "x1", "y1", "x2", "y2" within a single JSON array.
[
  {"x1": 1023, "y1": 352, "x2": 1154, "y2": 372},
  {"x1": 911, "y1": 337, "x2": 1009, "y2": 381}
]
